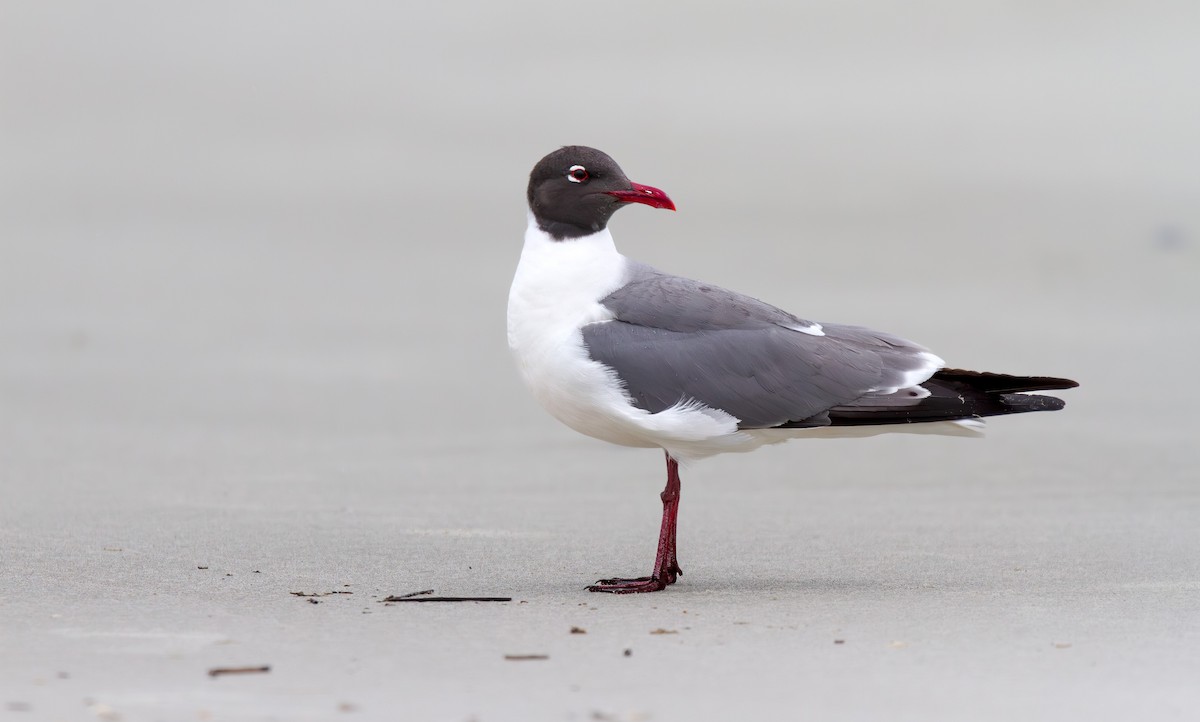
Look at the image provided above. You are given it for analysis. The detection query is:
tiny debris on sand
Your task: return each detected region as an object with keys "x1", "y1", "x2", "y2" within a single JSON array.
[
  {"x1": 504, "y1": 654, "x2": 548, "y2": 661},
  {"x1": 1053, "y1": 642, "x2": 1072, "y2": 649},
  {"x1": 649, "y1": 628, "x2": 678, "y2": 635},
  {"x1": 570, "y1": 626, "x2": 587, "y2": 634},
  {"x1": 290, "y1": 591, "x2": 353, "y2": 597},
  {"x1": 834, "y1": 639, "x2": 846, "y2": 645},
  {"x1": 208, "y1": 665, "x2": 270, "y2": 678},
  {"x1": 623, "y1": 649, "x2": 632, "y2": 657}
]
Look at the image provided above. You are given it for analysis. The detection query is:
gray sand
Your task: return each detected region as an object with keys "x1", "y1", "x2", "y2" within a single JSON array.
[{"x1": 3, "y1": 3, "x2": 1199, "y2": 720}]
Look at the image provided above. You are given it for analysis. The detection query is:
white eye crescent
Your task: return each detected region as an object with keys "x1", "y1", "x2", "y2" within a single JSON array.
[{"x1": 567, "y1": 165, "x2": 588, "y2": 183}]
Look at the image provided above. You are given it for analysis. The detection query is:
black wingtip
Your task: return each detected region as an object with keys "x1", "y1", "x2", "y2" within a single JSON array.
[
  {"x1": 934, "y1": 369, "x2": 1079, "y2": 393},
  {"x1": 1001, "y1": 393, "x2": 1067, "y2": 412},
  {"x1": 821, "y1": 372, "x2": 1074, "y2": 428}
]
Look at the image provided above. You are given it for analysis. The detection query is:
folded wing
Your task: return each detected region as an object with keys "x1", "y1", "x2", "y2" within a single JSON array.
[{"x1": 585, "y1": 264, "x2": 947, "y2": 429}]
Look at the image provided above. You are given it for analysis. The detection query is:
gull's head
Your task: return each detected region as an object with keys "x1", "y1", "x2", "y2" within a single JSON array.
[{"x1": 527, "y1": 146, "x2": 675, "y2": 240}]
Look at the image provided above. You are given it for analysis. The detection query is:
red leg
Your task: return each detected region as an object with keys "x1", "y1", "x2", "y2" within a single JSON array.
[{"x1": 588, "y1": 451, "x2": 684, "y2": 594}]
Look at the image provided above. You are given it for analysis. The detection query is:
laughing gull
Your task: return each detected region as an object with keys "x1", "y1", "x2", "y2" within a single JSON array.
[{"x1": 507, "y1": 145, "x2": 1077, "y2": 594}]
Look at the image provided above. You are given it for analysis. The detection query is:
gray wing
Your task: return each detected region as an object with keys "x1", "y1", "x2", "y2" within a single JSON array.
[
  {"x1": 583, "y1": 264, "x2": 939, "y2": 429},
  {"x1": 599, "y1": 261, "x2": 820, "y2": 332}
]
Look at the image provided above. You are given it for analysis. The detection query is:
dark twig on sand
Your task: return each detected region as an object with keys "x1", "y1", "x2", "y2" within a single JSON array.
[
  {"x1": 381, "y1": 594, "x2": 512, "y2": 603},
  {"x1": 208, "y1": 666, "x2": 270, "y2": 678}
]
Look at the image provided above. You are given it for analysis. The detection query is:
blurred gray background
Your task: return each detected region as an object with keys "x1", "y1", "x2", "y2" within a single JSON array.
[{"x1": 2, "y1": 2, "x2": 1198, "y2": 721}]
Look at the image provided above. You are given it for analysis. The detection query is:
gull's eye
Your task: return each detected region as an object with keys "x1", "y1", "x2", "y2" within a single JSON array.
[{"x1": 567, "y1": 165, "x2": 589, "y2": 183}]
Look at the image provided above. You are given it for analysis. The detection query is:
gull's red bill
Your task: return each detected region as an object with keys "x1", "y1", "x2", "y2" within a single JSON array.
[{"x1": 605, "y1": 182, "x2": 676, "y2": 211}]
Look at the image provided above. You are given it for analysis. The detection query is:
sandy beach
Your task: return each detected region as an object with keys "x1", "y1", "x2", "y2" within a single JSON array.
[{"x1": 3, "y1": 3, "x2": 1199, "y2": 720}]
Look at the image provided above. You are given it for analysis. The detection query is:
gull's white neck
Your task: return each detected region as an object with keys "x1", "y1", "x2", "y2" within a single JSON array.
[{"x1": 507, "y1": 214, "x2": 628, "y2": 347}]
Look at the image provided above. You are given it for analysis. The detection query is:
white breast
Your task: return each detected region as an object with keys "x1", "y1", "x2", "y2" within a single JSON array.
[{"x1": 506, "y1": 217, "x2": 651, "y2": 446}]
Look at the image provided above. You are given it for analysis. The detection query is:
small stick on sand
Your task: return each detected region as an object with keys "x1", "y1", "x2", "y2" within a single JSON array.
[{"x1": 208, "y1": 665, "x2": 270, "y2": 678}]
